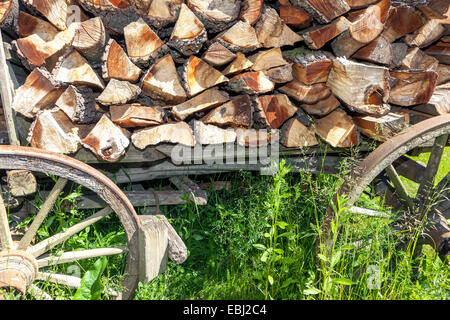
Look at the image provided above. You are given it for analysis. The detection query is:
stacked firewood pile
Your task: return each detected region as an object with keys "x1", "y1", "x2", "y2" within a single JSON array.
[{"x1": 0, "y1": 0, "x2": 449, "y2": 162}]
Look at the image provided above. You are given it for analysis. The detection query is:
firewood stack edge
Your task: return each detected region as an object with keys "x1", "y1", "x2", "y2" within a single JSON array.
[{"x1": 0, "y1": 0, "x2": 449, "y2": 162}]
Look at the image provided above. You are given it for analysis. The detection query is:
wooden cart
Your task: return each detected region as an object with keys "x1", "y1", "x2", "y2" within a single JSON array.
[{"x1": 0, "y1": 0, "x2": 449, "y2": 300}]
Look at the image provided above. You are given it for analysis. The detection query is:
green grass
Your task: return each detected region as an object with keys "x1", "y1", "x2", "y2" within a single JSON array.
[{"x1": 11, "y1": 152, "x2": 449, "y2": 300}]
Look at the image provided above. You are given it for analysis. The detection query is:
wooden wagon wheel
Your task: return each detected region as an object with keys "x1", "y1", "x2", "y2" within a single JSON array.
[
  {"x1": 318, "y1": 114, "x2": 450, "y2": 264},
  {"x1": 0, "y1": 145, "x2": 140, "y2": 300}
]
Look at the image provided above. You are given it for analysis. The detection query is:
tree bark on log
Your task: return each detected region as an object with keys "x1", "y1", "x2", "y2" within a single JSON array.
[
  {"x1": 55, "y1": 85, "x2": 103, "y2": 124},
  {"x1": 167, "y1": 3, "x2": 207, "y2": 56},
  {"x1": 187, "y1": 0, "x2": 240, "y2": 33}
]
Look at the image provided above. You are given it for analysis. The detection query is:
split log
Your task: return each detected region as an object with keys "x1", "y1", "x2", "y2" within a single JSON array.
[
  {"x1": 171, "y1": 88, "x2": 229, "y2": 120},
  {"x1": 400, "y1": 47, "x2": 439, "y2": 70},
  {"x1": 240, "y1": 0, "x2": 264, "y2": 25},
  {"x1": 192, "y1": 120, "x2": 236, "y2": 145},
  {"x1": 353, "y1": 112, "x2": 408, "y2": 142},
  {"x1": 279, "y1": 5, "x2": 312, "y2": 29},
  {"x1": 182, "y1": 56, "x2": 228, "y2": 97},
  {"x1": 227, "y1": 71, "x2": 274, "y2": 95},
  {"x1": 81, "y1": 114, "x2": 130, "y2": 162},
  {"x1": 283, "y1": 48, "x2": 332, "y2": 85},
  {"x1": 13, "y1": 25, "x2": 77, "y2": 71},
  {"x1": 235, "y1": 127, "x2": 279, "y2": 147},
  {"x1": 327, "y1": 57, "x2": 390, "y2": 116},
  {"x1": 167, "y1": 3, "x2": 207, "y2": 56},
  {"x1": 412, "y1": 83, "x2": 450, "y2": 115},
  {"x1": 404, "y1": 19, "x2": 445, "y2": 48},
  {"x1": 222, "y1": 52, "x2": 254, "y2": 76},
  {"x1": 263, "y1": 63, "x2": 293, "y2": 83},
  {"x1": 22, "y1": 0, "x2": 68, "y2": 30},
  {"x1": 388, "y1": 70, "x2": 438, "y2": 106},
  {"x1": 280, "y1": 118, "x2": 317, "y2": 148},
  {"x1": 315, "y1": 108, "x2": 360, "y2": 148},
  {"x1": 27, "y1": 109, "x2": 81, "y2": 154},
  {"x1": 55, "y1": 85, "x2": 102, "y2": 124},
  {"x1": 248, "y1": 48, "x2": 288, "y2": 72},
  {"x1": 436, "y1": 63, "x2": 450, "y2": 85},
  {"x1": 201, "y1": 42, "x2": 236, "y2": 67},
  {"x1": 253, "y1": 94, "x2": 297, "y2": 129},
  {"x1": 352, "y1": 35, "x2": 393, "y2": 66},
  {"x1": 201, "y1": 95, "x2": 252, "y2": 128},
  {"x1": 301, "y1": 94, "x2": 340, "y2": 116},
  {"x1": 145, "y1": 0, "x2": 183, "y2": 29},
  {"x1": 187, "y1": 0, "x2": 240, "y2": 33},
  {"x1": 110, "y1": 104, "x2": 165, "y2": 128},
  {"x1": 72, "y1": 17, "x2": 107, "y2": 62},
  {"x1": 279, "y1": 80, "x2": 331, "y2": 104},
  {"x1": 425, "y1": 42, "x2": 450, "y2": 64},
  {"x1": 255, "y1": 7, "x2": 302, "y2": 48},
  {"x1": 127, "y1": 0, "x2": 151, "y2": 15},
  {"x1": 381, "y1": 6, "x2": 425, "y2": 43},
  {"x1": 78, "y1": 0, "x2": 139, "y2": 35},
  {"x1": 17, "y1": 11, "x2": 58, "y2": 41},
  {"x1": 331, "y1": 0, "x2": 389, "y2": 58},
  {"x1": 214, "y1": 20, "x2": 260, "y2": 53},
  {"x1": 102, "y1": 39, "x2": 142, "y2": 82},
  {"x1": 138, "y1": 215, "x2": 168, "y2": 283},
  {"x1": 124, "y1": 18, "x2": 167, "y2": 67},
  {"x1": 96, "y1": 79, "x2": 141, "y2": 105},
  {"x1": 6, "y1": 170, "x2": 37, "y2": 197},
  {"x1": 301, "y1": 16, "x2": 350, "y2": 50},
  {"x1": 291, "y1": 0, "x2": 350, "y2": 23},
  {"x1": 132, "y1": 121, "x2": 195, "y2": 149},
  {"x1": 53, "y1": 49, "x2": 105, "y2": 90},
  {"x1": 12, "y1": 67, "x2": 65, "y2": 119},
  {"x1": 0, "y1": 0, "x2": 18, "y2": 36},
  {"x1": 141, "y1": 55, "x2": 186, "y2": 104}
]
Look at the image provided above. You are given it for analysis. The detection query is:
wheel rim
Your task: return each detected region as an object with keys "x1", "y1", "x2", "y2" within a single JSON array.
[{"x1": 0, "y1": 146, "x2": 140, "y2": 299}]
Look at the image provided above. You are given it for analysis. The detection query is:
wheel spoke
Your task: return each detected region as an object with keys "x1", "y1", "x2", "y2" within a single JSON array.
[
  {"x1": 28, "y1": 207, "x2": 113, "y2": 258},
  {"x1": 0, "y1": 192, "x2": 13, "y2": 250},
  {"x1": 17, "y1": 178, "x2": 68, "y2": 250},
  {"x1": 385, "y1": 165, "x2": 414, "y2": 212},
  {"x1": 415, "y1": 134, "x2": 448, "y2": 217},
  {"x1": 37, "y1": 246, "x2": 127, "y2": 268},
  {"x1": 36, "y1": 272, "x2": 81, "y2": 289},
  {"x1": 28, "y1": 285, "x2": 52, "y2": 300}
]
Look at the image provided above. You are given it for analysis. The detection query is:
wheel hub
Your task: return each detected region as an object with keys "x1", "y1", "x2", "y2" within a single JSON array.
[{"x1": 0, "y1": 250, "x2": 38, "y2": 298}]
